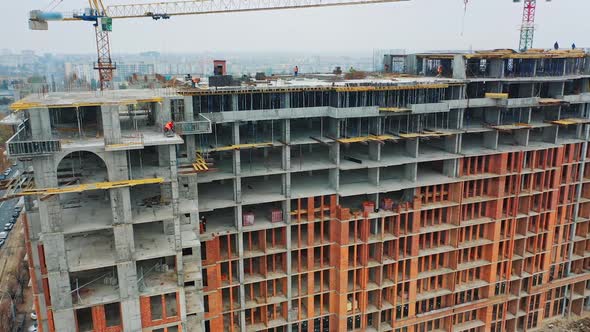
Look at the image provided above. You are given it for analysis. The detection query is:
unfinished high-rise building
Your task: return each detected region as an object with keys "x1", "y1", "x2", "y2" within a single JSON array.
[{"x1": 9, "y1": 48, "x2": 590, "y2": 332}]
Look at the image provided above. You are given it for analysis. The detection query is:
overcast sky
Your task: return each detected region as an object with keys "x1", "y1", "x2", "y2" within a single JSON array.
[{"x1": 1, "y1": 0, "x2": 588, "y2": 55}]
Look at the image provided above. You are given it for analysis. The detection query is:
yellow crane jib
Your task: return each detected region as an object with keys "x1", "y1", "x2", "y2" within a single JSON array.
[{"x1": 18, "y1": 177, "x2": 164, "y2": 197}]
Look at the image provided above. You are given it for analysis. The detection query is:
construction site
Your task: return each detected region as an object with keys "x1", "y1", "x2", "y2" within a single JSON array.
[{"x1": 3, "y1": 47, "x2": 590, "y2": 332}]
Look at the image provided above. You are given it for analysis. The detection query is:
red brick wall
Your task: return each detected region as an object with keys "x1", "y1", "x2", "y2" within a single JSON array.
[{"x1": 139, "y1": 292, "x2": 181, "y2": 328}]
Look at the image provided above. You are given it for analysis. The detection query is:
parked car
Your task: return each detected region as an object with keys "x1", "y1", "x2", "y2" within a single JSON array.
[
  {"x1": 12, "y1": 211, "x2": 19, "y2": 218},
  {"x1": 0, "y1": 231, "x2": 7, "y2": 240},
  {"x1": 0, "y1": 239, "x2": 5, "y2": 248},
  {"x1": 3, "y1": 168, "x2": 11, "y2": 176},
  {"x1": 14, "y1": 206, "x2": 22, "y2": 213},
  {"x1": 28, "y1": 323, "x2": 38, "y2": 332},
  {"x1": 30, "y1": 311, "x2": 37, "y2": 320},
  {"x1": 4, "y1": 223, "x2": 13, "y2": 231}
]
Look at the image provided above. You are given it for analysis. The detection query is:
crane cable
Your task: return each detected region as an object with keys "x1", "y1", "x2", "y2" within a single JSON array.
[
  {"x1": 461, "y1": 0, "x2": 469, "y2": 36},
  {"x1": 44, "y1": 0, "x2": 64, "y2": 11}
]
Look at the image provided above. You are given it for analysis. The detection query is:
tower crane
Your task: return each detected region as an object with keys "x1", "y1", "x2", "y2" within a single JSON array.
[
  {"x1": 29, "y1": 0, "x2": 410, "y2": 90},
  {"x1": 518, "y1": 0, "x2": 537, "y2": 52}
]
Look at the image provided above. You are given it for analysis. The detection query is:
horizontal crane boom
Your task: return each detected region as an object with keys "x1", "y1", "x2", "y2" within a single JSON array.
[{"x1": 105, "y1": 0, "x2": 408, "y2": 19}]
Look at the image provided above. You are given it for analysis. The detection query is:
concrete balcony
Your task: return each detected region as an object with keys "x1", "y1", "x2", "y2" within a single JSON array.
[
  {"x1": 447, "y1": 98, "x2": 499, "y2": 109},
  {"x1": 6, "y1": 125, "x2": 61, "y2": 157},
  {"x1": 497, "y1": 97, "x2": 540, "y2": 108},
  {"x1": 410, "y1": 102, "x2": 450, "y2": 114},
  {"x1": 561, "y1": 93, "x2": 590, "y2": 104},
  {"x1": 176, "y1": 114, "x2": 212, "y2": 135}
]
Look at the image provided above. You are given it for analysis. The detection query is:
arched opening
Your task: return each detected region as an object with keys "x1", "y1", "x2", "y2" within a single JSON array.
[
  {"x1": 57, "y1": 151, "x2": 111, "y2": 233},
  {"x1": 57, "y1": 151, "x2": 108, "y2": 186}
]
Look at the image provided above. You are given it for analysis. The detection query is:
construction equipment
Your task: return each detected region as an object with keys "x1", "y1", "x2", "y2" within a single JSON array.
[{"x1": 29, "y1": 0, "x2": 410, "y2": 91}]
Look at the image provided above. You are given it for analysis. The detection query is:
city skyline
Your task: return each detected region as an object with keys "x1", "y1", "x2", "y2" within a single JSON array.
[{"x1": 2, "y1": 1, "x2": 589, "y2": 54}]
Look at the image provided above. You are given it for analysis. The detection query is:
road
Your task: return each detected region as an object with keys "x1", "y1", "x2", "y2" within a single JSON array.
[
  {"x1": 0, "y1": 163, "x2": 35, "y2": 331},
  {"x1": 0, "y1": 165, "x2": 21, "y2": 241}
]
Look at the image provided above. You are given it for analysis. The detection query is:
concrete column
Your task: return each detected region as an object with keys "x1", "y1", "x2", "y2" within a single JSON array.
[
  {"x1": 489, "y1": 59, "x2": 504, "y2": 78},
  {"x1": 584, "y1": 56, "x2": 590, "y2": 75},
  {"x1": 282, "y1": 119, "x2": 291, "y2": 170},
  {"x1": 167, "y1": 145, "x2": 184, "y2": 289},
  {"x1": 443, "y1": 159, "x2": 460, "y2": 178},
  {"x1": 158, "y1": 145, "x2": 171, "y2": 167},
  {"x1": 105, "y1": 150, "x2": 143, "y2": 331},
  {"x1": 284, "y1": 93, "x2": 291, "y2": 108},
  {"x1": 29, "y1": 108, "x2": 52, "y2": 141},
  {"x1": 329, "y1": 168, "x2": 339, "y2": 191},
  {"x1": 514, "y1": 129, "x2": 529, "y2": 146},
  {"x1": 155, "y1": 98, "x2": 172, "y2": 131},
  {"x1": 33, "y1": 156, "x2": 75, "y2": 330},
  {"x1": 452, "y1": 55, "x2": 467, "y2": 79},
  {"x1": 518, "y1": 83, "x2": 534, "y2": 98},
  {"x1": 405, "y1": 139, "x2": 419, "y2": 158},
  {"x1": 548, "y1": 82, "x2": 565, "y2": 98},
  {"x1": 405, "y1": 55, "x2": 418, "y2": 75},
  {"x1": 232, "y1": 94, "x2": 239, "y2": 112},
  {"x1": 483, "y1": 131, "x2": 498, "y2": 150},
  {"x1": 368, "y1": 168, "x2": 379, "y2": 186},
  {"x1": 234, "y1": 204, "x2": 247, "y2": 331},
  {"x1": 485, "y1": 109, "x2": 501, "y2": 125},
  {"x1": 232, "y1": 122, "x2": 241, "y2": 175},
  {"x1": 444, "y1": 135, "x2": 460, "y2": 154},
  {"x1": 282, "y1": 119, "x2": 291, "y2": 199},
  {"x1": 405, "y1": 163, "x2": 418, "y2": 182},
  {"x1": 101, "y1": 104, "x2": 122, "y2": 145},
  {"x1": 183, "y1": 96, "x2": 197, "y2": 162},
  {"x1": 450, "y1": 109, "x2": 463, "y2": 130},
  {"x1": 542, "y1": 126, "x2": 559, "y2": 144},
  {"x1": 118, "y1": 261, "x2": 142, "y2": 332},
  {"x1": 369, "y1": 118, "x2": 381, "y2": 161},
  {"x1": 283, "y1": 199, "x2": 293, "y2": 329}
]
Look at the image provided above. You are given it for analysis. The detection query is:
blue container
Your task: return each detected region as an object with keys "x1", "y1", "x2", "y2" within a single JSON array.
[{"x1": 37, "y1": 12, "x2": 63, "y2": 21}]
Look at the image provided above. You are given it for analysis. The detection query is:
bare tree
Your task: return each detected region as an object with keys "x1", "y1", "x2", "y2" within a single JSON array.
[{"x1": 0, "y1": 299, "x2": 13, "y2": 331}]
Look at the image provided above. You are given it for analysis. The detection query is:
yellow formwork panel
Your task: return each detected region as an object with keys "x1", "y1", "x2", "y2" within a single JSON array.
[
  {"x1": 550, "y1": 118, "x2": 590, "y2": 126},
  {"x1": 488, "y1": 123, "x2": 532, "y2": 131},
  {"x1": 379, "y1": 107, "x2": 411, "y2": 113},
  {"x1": 485, "y1": 93, "x2": 509, "y2": 99},
  {"x1": 208, "y1": 142, "x2": 273, "y2": 152},
  {"x1": 192, "y1": 152, "x2": 210, "y2": 171},
  {"x1": 337, "y1": 135, "x2": 395, "y2": 144},
  {"x1": 397, "y1": 130, "x2": 454, "y2": 139}
]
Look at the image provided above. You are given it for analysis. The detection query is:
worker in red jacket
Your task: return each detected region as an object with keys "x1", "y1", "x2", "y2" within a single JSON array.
[{"x1": 164, "y1": 121, "x2": 175, "y2": 134}]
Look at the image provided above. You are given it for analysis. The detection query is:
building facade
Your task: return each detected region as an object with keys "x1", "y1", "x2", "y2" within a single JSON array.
[{"x1": 8, "y1": 48, "x2": 590, "y2": 332}]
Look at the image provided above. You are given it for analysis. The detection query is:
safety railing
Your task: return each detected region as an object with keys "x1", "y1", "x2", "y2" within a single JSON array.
[
  {"x1": 176, "y1": 114, "x2": 212, "y2": 135},
  {"x1": 6, "y1": 122, "x2": 61, "y2": 157}
]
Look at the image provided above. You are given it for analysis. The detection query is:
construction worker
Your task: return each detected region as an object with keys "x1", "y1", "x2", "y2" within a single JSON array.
[
  {"x1": 164, "y1": 121, "x2": 175, "y2": 135},
  {"x1": 572, "y1": 43, "x2": 576, "y2": 50},
  {"x1": 554, "y1": 41, "x2": 559, "y2": 50},
  {"x1": 199, "y1": 215, "x2": 207, "y2": 233},
  {"x1": 294, "y1": 66, "x2": 299, "y2": 77}
]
